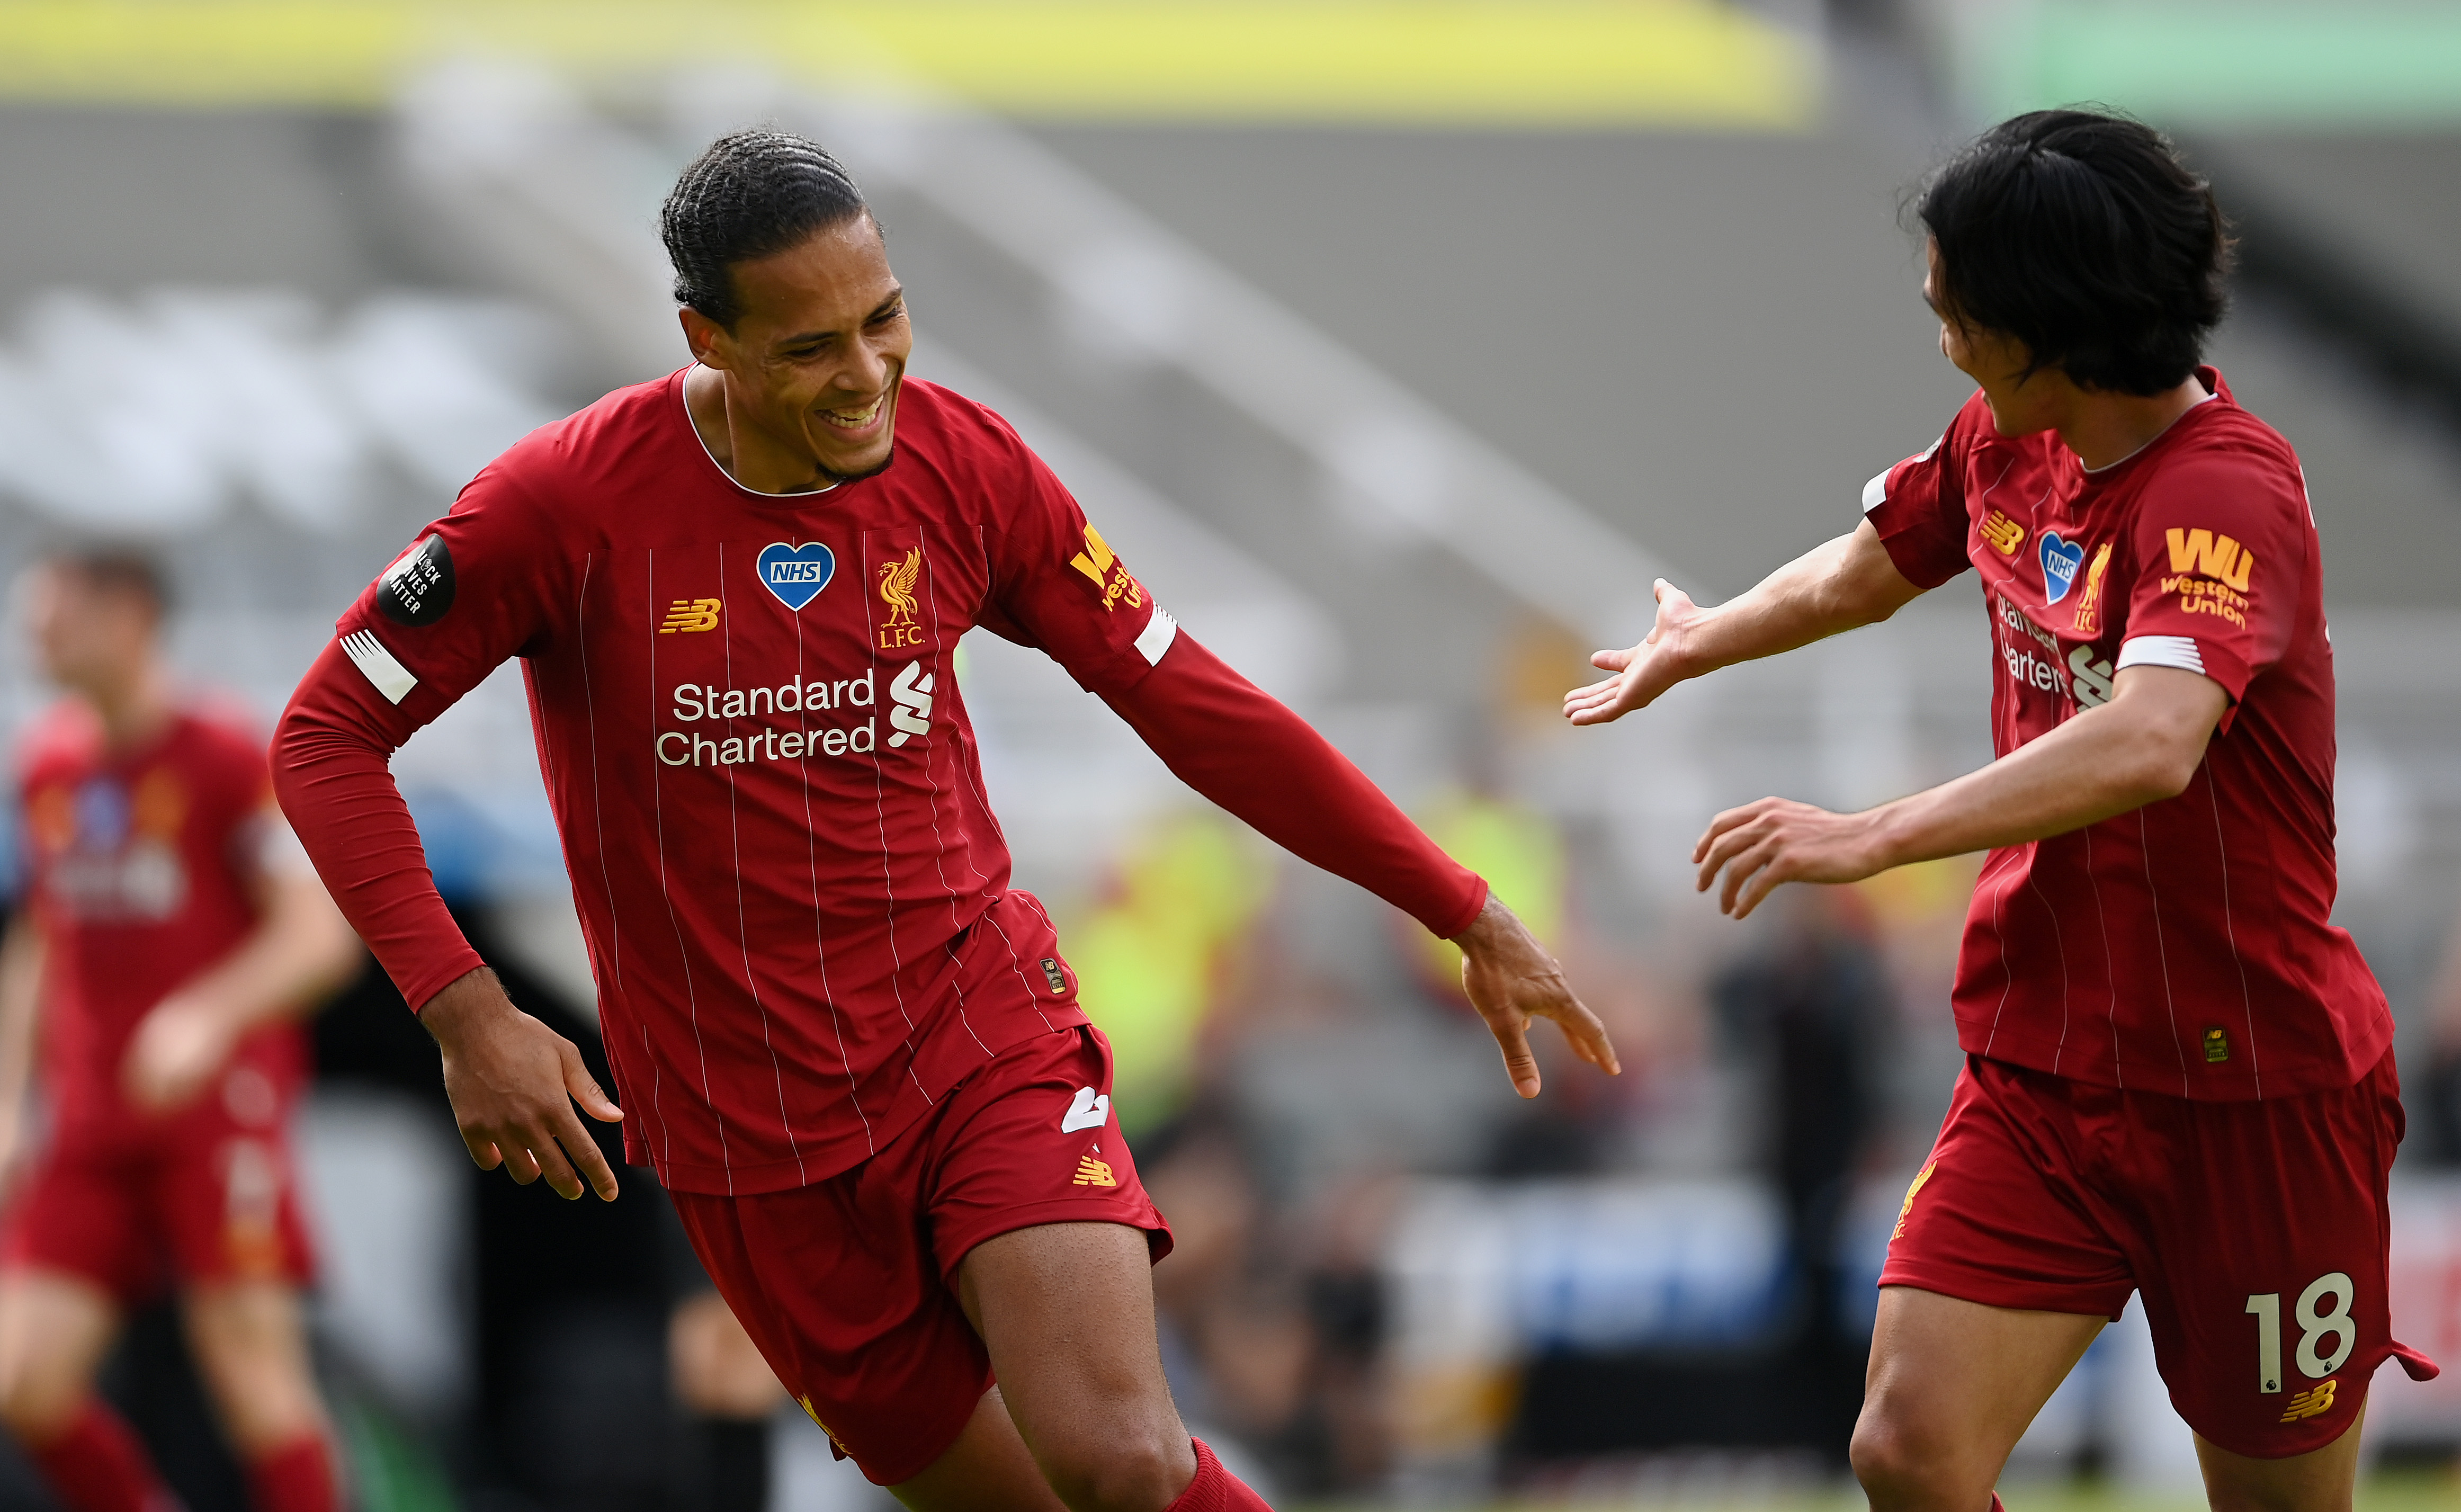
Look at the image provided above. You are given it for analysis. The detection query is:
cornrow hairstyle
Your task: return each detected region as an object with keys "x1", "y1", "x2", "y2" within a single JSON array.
[
  {"x1": 661, "y1": 129, "x2": 870, "y2": 330},
  {"x1": 1917, "y1": 109, "x2": 2231, "y2": 396}
]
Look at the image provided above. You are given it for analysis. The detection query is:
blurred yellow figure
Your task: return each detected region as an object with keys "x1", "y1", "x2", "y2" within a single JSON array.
[
  {"x1": 1413, "y1": 791, "x2": 1567, "y2": 998},
  {"x1": 1068, "y1": 811, "x2": 1272, "y2": 1134}
]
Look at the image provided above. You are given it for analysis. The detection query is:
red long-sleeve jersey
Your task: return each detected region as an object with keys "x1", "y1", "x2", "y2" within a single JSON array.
[{"x1": 275, "y1": 371, "x2": 1484, "y2": 1195}]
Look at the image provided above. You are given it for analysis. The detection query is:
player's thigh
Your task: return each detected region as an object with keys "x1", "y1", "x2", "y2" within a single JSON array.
[
  {"x1": 0, "y1": 1269, "x2": 120, "y2": 1435},
  {"x1": 670, "y1": 1290, "x2": 786, "y2": 1419},
  {"x1": 2194, "y1": 1407, "x2": 2365, "y2": 1512},
  {"x1": 181, "y1": 1280, "x2": 325, "y2": 1453},
  {"x1": 1855, "y1": 1286, "x2": 2106, "y2": 1497},
  {"x1": 955, "y1": 1222, "x2": 1192, "y2": 1505},
  {"x1": 890, "y1": 1386, "x2": 1068, "y2": 1512}
]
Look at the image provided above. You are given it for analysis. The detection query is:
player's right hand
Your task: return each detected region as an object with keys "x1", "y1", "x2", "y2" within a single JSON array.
[
  {"x1": 1563, "y1": 578, "x2": 1699, "y2": 726},
  {"x1": 421, "y1": 967, "x2": 623, "y2": 1201}
]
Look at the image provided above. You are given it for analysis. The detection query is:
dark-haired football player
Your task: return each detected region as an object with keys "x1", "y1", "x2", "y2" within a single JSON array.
[
  {"x1": 275, "y1": 130, "x2": 1616, "y2": 1512},
  {"x1": 1568, "y1": 109, "x2": 2431, "y2": 1508}
]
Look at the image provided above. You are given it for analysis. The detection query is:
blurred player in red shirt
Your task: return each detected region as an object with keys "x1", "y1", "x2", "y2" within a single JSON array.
[
  {"x1": 274, "y1": 132, "x2": 1616, "y2": 1512},
  {"x1": 0, "y1": 550, "x2": 361, "y2": 1512},
  {"x1": 1568, "y1": 110, "x2": 2431, "y2": 1508}
]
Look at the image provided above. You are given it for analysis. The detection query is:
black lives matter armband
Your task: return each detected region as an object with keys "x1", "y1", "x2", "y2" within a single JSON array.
[{"x1": 377, "y1": 535, "x2": 456, "y2": 627}]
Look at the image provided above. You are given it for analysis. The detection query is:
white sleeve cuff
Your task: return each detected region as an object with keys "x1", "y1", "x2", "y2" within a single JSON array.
[
  {"x1": 2116, "y1": 634, "x2": 2206, "y2": 677},
  {"x1": 1860, "y1": 469, "x2": 1890, "y2": 514}
]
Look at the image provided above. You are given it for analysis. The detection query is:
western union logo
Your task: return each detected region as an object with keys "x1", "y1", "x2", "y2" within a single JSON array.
[
  {"x1": 660, "y1": 598, "x2": 721, "y2": 633},
  {"x1": 1073, "y1": 1153, "x2": 1117, "y2": 1188},
  {"x1": 2165, "y1": 528, "x2": 2254, "y2": 592},
  {"x1": 1068, "y1": 524, "x2": 1117, "y2": 587},
  {"x1": 2280, "y1": 1377, "x2": 2337, "y2": 1422},
  {"x1": 1979, "y1": 510, "x2": 2025, "y2": 556},
  {"x1": 1064, "y1": 523, "x2": 1144, "y2": 614}
]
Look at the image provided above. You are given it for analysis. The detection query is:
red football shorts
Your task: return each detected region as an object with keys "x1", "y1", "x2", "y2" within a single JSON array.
[
  {"x1": 3, "y1": 1076, "x2": 318, "y2": 1301},
  {"x1": 1883, "y1": 1051, "x2": 2435, "y2": 1459},
  {"x1": 670, "y1": 1023, "x2": 1169, "y2": 1486}
]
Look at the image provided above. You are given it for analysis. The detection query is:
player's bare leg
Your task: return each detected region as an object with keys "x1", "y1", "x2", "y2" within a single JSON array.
[
  {"x1": 924, "y1": 1222, "x2": 1206, "y2": 1512},
  {"x1": 0, "y1": 1269, "x2": 119, "y2": 1441},
  {"x1": 1851, "y1": 1286, "x2": 2105, "y2": 1511},
  {"x1": 184, "y1": 1281, "x2": 339, "y2": 1510},
  {"x1": 0, "y1": 1268, "x2": 192, "y2": 1512},
  {"x1": 183, "y1": 1281, "x2": 327, "y2": 1453},
  {"x1": 891, "y1": 1386, "x2": 1070, "y2": 1512},
  {"x1": 2194, "y1": 1410, "x2": 2364, "y2": 1512}
]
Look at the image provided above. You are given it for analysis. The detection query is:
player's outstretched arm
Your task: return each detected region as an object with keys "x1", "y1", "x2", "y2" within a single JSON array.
[
  {"x1": 1693, "y1": 665, "x2": 2230, "y2": 919},
  {"x1": 1102, "y1": 633, "x2": 1618, "y2": 1095},
  {"x1": 122, "y1": 819, "x2": 363, "y2": 1112},
  {"x1": 419, "y1": 967, "x2": 623, "y2": 1202},
  {"x1": 1564, "y1": 519, "x2": 1925, "y2": 726}
]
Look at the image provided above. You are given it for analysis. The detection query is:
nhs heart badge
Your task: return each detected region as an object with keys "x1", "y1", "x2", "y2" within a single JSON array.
[
  {"x1": 2039, "y1": 532, "x2": 2086, "y2": 605},
  {"x1": 757, "y1": 542, "x2": 835, "y2": 610}
]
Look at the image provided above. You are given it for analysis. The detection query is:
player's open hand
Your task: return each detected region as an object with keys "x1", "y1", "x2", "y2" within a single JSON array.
[
  {"x1": 1564, "y1": 579, "x2": 1702, "y2": 727},
  {"x1": 123, "y1": 994, "x2": 240, "y2": 1113},
  {"x1": 1452, "y1": 894, "x2": 1619, "y2": 1098},
  {"x1": 1695, "y1": 797, "x2": 1884, "y2": 919},
  {"x1": 422, "y1": 967, "x2": 623, "y2": 1201}
]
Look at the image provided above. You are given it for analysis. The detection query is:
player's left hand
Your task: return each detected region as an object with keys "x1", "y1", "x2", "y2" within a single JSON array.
[
  {"x1": 1695, "y1": 797, "x2": 1884, "y2": 919},
  {"x1": 123, "y1": 995, "x2": 240, "y2": 1112},
  {"x1": 1453, "y1": 894, "x2": 1620, "y2": 1098}
]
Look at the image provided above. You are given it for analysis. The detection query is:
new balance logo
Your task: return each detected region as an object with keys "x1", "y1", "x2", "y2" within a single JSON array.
[
  {"x1": 2280, "y1": 1377, "x2": 2337, "y2": 1422},
  {"x1": 1073, "y1": 1153, "x2": 1117, "y2": 1188},
  {"x1": 660, "y1": 598, "x2": 721, "y2": 633},
  {"x1": 1061, "y1": 1086, "x2": 1110, "y2": 1133},
  {"x1": 1979, "y1": 510, "x2": 2025, "y2": 556}
]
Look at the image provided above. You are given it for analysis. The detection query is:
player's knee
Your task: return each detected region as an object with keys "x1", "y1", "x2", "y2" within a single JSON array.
[
  {"x1": 1033, "y1": 1414, "x2": 1192, "y2": 1512},
  {"x1": 1850, "y1": 1409, "x2": 1980, "y2": 1510}
]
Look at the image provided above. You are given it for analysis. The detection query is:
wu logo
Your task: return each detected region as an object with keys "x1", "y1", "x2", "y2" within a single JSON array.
[
  {"x1": 877, "y1": 548, "x2": 924, "y2": 650},
  {"x1": 659, "y1": 598, "x2": 720, "y2": 633},
  {"x1": 2165, "y1": 527, "x2": 2256, "y2": 592},
  {"x1": 1067, "y1": 524, "x2": 1145, "y2": 614}
]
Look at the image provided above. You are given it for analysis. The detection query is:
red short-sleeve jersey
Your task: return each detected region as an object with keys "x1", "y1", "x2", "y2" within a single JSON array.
[
  {"x1": 16, "y1": 704, "x2": 303, "y2": 1140},
  {"x1": 1862, "y1": 368, "x2": 2389, "y2": 1099}
]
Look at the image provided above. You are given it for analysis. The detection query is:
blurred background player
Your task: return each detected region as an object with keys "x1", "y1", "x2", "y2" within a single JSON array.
[
  {"x1": 1567, "y1": 110, "x2": 2430, "y2": 1508},
  {"x1": 0, "y1": 549, "x2": 361, "y2": 1512}
]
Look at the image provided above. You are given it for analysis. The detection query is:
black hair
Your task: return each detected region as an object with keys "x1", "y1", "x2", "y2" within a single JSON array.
[
  {"x1": 1916, "y1": 109, "x2": 2230, "y2": 396},
  {"x1": 660, "y1": 129, "x2": 870, "y2": 330},
  {"x1": 48, "y1": 543, "x2": 169, "y2": 620}
]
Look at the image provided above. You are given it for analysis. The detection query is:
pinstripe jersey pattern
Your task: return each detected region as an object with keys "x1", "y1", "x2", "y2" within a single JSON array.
[
  {"x1": 326, "y1": 373, "x2": 1175, "y2": 1193},
  {"x1": 1862, "y1": 369, "x2": 2390, "y2": 1101}
]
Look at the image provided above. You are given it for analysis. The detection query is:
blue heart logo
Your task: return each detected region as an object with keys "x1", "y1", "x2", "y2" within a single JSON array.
[
  {"x1": 756, "y1": 542, "x2": 835, "y2": 610},
  {"x1": 2039, "y1": 532, "x2": 2085, "y2": 605}
]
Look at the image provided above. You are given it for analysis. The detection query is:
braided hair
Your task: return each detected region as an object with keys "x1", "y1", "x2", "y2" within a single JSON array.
[
  {"x1": 1916, "y1": 109, "x2": 2230, "y2": 396},
  {"x1": 661, "y1": 130, "x2": 869, "y2": 330}
]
